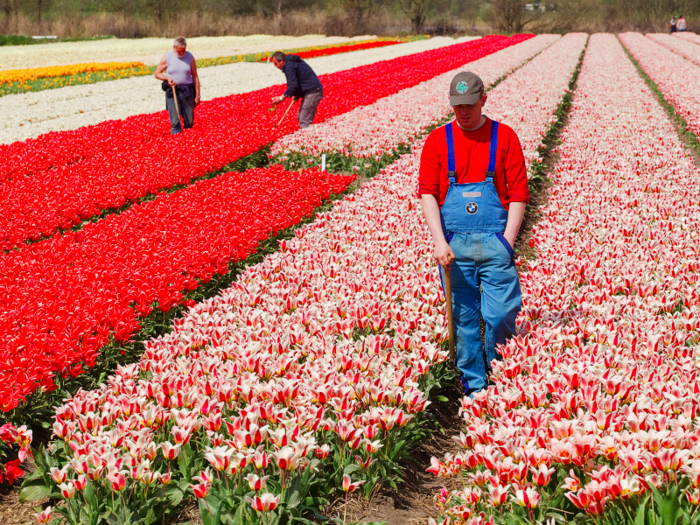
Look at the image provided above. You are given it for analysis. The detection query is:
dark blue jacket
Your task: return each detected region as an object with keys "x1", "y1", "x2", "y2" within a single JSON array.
[{"x1": 282, "y1": 55, "x2": 323, "y2": 98}]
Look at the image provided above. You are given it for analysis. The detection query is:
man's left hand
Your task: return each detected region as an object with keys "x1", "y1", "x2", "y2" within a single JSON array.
[
  {"x1": 272, "y1": 96, "x2": 285, "y2": 105},
  {"x1": 503, "y1": 233, "x2": 516, "y2": 249},
  {"x1": 194, "y1": 96, "x2": 201, "y2": 107}
]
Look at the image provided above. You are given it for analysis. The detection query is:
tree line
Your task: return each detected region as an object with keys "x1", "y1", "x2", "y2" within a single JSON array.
[{"x1": 2, "y1": 0, "x2": 699, "y2": 35}]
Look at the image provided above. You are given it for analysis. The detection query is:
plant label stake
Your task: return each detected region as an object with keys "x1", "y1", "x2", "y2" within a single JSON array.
[
  {"x1": 274, "y1": 97, "x2": 296, "y2": 128},
  {"x1": 321, "y1": 154, "x2": 326, "y2": 172},
  {"x1": 444, "y1": 256, "x2": 456, "y2": 362}
]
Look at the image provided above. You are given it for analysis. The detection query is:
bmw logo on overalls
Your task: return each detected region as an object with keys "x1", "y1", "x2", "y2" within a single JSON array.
[{"x1": 466, "y1": 202, "x2": 479, "y2": 214}]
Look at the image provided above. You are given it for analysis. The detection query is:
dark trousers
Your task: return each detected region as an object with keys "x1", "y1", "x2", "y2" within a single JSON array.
[
  {"x1": 298, "y1": 88, "x2": 324, "y2": 129},
  {"x1": 166, "y1": 89, "x2": 195, "y2": 134}
]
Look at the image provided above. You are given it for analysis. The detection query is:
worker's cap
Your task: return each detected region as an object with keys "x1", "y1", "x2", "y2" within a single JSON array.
[{"x1": 449, "y1": 72, "x2": 484, "y2": 106}]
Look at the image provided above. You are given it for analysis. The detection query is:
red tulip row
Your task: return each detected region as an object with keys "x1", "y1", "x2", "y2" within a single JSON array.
[
  {"x1": 256, "y1": 39, "x2": 402, "y2": 62},
  {"x1": 0, "y1": 35, "x2": 531, "y2": 251},
  {"x1": 0, "y1": 165, "x2": 354, "y2": 412}
]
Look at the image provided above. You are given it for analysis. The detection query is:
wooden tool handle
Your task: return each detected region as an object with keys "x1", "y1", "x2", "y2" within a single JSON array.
[
  {"x1": 444, "y1": 264, "x2": 456, "y2": 362},
  {"x1": 172, "y1": 85, "x2": 181, "y2": 121},
  {"x1": 274, "y1": 97, "x2": 296, "y2": 128}
]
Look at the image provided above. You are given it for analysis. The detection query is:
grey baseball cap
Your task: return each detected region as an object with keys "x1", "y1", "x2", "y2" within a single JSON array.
[{"x1": 449, "y1": 71, "x2": 484, "y2": 106}]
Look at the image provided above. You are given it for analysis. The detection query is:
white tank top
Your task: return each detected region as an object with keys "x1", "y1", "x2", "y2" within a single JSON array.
[{"x1": 165, "y1": 50, "x2": 194, "y2": 85}]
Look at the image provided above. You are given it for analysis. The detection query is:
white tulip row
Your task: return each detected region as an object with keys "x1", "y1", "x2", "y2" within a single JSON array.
[
  {"x1": 0, "y1": 34, "x2": 367, "y2": 70},
  {"x1": 0, "y1": 37, "x2": 477, "y2": 146}
]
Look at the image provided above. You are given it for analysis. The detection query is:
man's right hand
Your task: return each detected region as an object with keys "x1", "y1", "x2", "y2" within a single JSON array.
[
  {"x1": 435, "y1": 240, "x2": 456, "y2": 268},
  {"x1": 168, "y1": 78, "x2": 176, "y2": 87}
]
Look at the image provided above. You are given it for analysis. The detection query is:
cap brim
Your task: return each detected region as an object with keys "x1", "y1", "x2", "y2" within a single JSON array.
[{"x1": 450, "y1": 93, "x2": 481, "y2": 106}]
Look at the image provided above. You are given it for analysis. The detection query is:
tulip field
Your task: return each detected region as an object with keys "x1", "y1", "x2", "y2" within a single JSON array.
[{"x1": 2, "y1": 28, "x2": 700, "y2": 525}]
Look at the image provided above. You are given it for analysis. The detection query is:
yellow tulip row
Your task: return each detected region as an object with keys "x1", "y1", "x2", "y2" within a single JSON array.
[{"x1": 0, "y1": 61, "x2": 145, "y2": 85}]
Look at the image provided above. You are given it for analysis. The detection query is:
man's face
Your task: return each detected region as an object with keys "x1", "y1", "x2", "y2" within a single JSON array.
[
  {"x1": 272, "y1": 58, "x2": 285, "y2": 70},
  {"x1": 174, "y1": 45, "x2": 186, "y2": 58},
  {"x1": 453, "y1": 94, "x2": 487, "y2": 130}
]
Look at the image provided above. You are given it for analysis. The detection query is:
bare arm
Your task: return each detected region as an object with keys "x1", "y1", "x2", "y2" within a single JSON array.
[
  {"x1": 421, "y1": 194, "x2": 455, "y2": 268},
  {"x1": 191, "y1": 59, "x2": 201, "y2": 104},
  {"x1": 503, "y1": 201, "x2": 526, "y2": 248},
  {"x1": 154, "y1": 56, "x2": 175, "y2": 85}
]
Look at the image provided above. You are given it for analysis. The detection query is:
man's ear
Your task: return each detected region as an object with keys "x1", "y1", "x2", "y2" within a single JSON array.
[{"x1": 481, "y1": 94, "x2": 488, "y2": 107}]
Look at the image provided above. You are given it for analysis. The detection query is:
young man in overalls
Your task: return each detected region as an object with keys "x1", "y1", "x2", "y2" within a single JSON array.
[{"x1": 419, "y1": 71, "x2": 529, "y2": 396}]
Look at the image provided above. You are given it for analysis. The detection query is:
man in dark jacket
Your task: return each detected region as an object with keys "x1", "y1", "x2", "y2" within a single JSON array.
[{"x1": 271, "y1": 51, "x2": 324, "y2": 129}]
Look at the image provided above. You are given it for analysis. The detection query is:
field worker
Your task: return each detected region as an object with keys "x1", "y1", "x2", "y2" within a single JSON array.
[
  {"x1": 670, "y1": 16, "x2": 678, "y2": 32},
  {"x1": 155, "y1": 36, "x2": 201, "y2": 134},
  {"x1": 270, "y1": 51, "x2": 324, "y2": 129},
  {"x1": 419, "y1": 72, "x2": 529, "y2": 396},
  {"x1": 678, "y1": 15, "x2": 687, "y2": 31}
]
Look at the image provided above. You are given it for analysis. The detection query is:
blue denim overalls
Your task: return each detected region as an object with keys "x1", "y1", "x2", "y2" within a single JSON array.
[{"x1": 439, "y1": 120, "x2": 522, "y2": 395}]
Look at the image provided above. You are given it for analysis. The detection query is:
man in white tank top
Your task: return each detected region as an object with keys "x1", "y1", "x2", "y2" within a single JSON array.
[{"x1": 155, "y1": 36, "x2": 201, "y2": 134}]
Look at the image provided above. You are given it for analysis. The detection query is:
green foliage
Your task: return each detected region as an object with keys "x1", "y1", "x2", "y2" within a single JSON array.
[{"x1": 0, "y1": 34, "x2": 38, "y2": 45}]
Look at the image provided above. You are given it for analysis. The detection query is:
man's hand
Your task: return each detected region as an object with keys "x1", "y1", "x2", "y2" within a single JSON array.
[
  {"x1": 168, "y1": 78, "x2": 176, "y2": 87},
  {"x1": 503, "y1": 232, "x2": 516, "y2": 249},
  {"x1": 272, "y1": 95, "x2": 285, "y2": 105},
  {"x1": 435, "y1": 240, "x2": 456, "y2": 268},
  {"x1": 194, "y1": 95, "x2": 201, "y2": 107}
]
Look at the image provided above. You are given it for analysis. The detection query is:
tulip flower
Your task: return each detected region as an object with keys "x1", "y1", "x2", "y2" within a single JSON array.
[
  {"x1": 512, "y1": 488, "x2": 540, "y2": 509},
  {"x1": 50, "y1": 466, "x2": 68, "y2": 484},
  {"x1": 274, "y1": 447, "x2": 299, "y2": 471},
  {"x1": 245, "y1": 493, "x2": 280, "y2": 512},
  {"x1": 245, "y1": 473, "x2": 269, "y2": 491},
  {"x1": 107, "y1": 471, "x2": 127, "y2": 492},
  {"x1": 160, "y1": 442, "x2": 181, "y2": 460},
  {"x1": 531, "y1": 464, "x2": 555, "y2": 487},
  {"x1": 33, "y1": 506, "x2": 52, "y2": 524},
  {"x1": 342, "y1": 474, "x2": 365, "y2": 493},
  {"x1": 190, "y1": 482, "x2": 210, "y2": 499},
  {"x1": 59, "y1": 482, "x2": 76, "y2": 499}
]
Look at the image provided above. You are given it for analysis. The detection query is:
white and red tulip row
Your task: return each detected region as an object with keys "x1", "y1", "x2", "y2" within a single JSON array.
[
  {"x1": 271, "y1": 34, "x2": 559, "y2": 161},
  {"x1": 428, "y1": 33, "x2": 700, "y2": 525},
  {"x1": 620, "y1": 33, "x2": 700, "y2": 137},
  {"x1": 38, "y1": 29, "x2": 594, "y2": 523},
  {"x1": 42, "y1": 136, "x2": 450, "y2": 517},
  {"x1": 485, "y1": 33, "x2": 587, "y2": 174},
  {"x1": 647, "y1": 32, "x2": 700, "y2": 66},
  {"x1": 674, "y1": 31, "x2": 700, "y2": 45}
]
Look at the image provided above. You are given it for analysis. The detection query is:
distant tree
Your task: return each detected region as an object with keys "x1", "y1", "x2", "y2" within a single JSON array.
[
  {"x1": 488, "y1": 0, "x2": 544, "y2": 32},
  {"x1": 329, "y1": 0, "x2": 382, "y2": 33},
  {"x1": 1, "y1": 0, "x2": 16, "y2": 18},
  {"x1": 397, "y1": 0, "x2": 433, "y2": 33}
]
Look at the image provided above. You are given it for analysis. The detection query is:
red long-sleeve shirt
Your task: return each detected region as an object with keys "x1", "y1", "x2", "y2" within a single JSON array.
[{"x1": 418, "y1": 118, "x2": 529, "y2": 209}]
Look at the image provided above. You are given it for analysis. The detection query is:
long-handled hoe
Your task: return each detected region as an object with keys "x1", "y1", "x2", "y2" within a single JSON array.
[
  {"x1": 172, "y1": 84, "x2": 182, "y2": 127},
  {"x1": 274, "y1": 97, "x2": 296, "y2": 128},
  {"x1": 444, "y1": 256, "x2": 456, "y2": 362}
]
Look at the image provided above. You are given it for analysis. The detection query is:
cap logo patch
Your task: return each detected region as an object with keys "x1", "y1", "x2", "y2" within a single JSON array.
[
  {"x1": 466, "y1": 202, "x2": 479, "y2": 215},
  {"x1": 456, "y1": 81, "x2": 469, "y2": 94}
]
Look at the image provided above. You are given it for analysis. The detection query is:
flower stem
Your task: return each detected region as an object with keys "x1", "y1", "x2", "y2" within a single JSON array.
[{"x1": 343, "y1": 491, "x2": 348, "y2": 525}]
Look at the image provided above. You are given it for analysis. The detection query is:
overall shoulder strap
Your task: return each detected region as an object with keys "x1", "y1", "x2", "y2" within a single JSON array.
[
  {"x1": 486, "y1": 120, "x2": 499, "y2": 183},
  {"x1": 445, "y1": 123, "x2": 456, "y2": 185}
]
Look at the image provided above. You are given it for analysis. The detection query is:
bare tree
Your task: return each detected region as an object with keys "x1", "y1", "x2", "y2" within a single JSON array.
[
  {"x1": 329, "y1": 0, "x2": 381, "y2": 33},
  {"x1": 397, "y1": 0, "x2": 433, "y2": 33},
  {"x1": 489, "y1": 0, "x2": 544, "y2": 32}
]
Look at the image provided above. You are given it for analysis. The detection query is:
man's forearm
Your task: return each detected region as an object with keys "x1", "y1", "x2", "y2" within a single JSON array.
[
  {"x1": 421, "y1": 194, "x2": 447, "y2": 245},
  {"x1": 503, "y1": 201, "x2": 526, "y2": 247}
]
